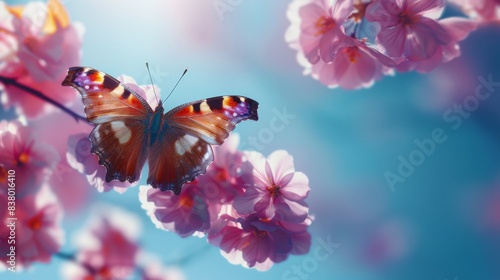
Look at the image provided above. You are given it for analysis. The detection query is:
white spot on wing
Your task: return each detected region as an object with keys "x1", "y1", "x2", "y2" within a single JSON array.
[
  {"x1": 110, "y1": 121, "x2": 131, "y2": 144},
  {"x1": 200, "y1": 102, "x2": 210, "y2": 113},
  {"x1": 111, "y1": 85, "x2": 125, "y2": 95},
  {"x1": 175, "y1": 134, "x2": 199, "y2": 156},
  {"x1": 184, "y1": 134, "x2": 198, "y2": 147},
  {"x1": 175, "y1": 141, "x2": 185, "y2": 156}
]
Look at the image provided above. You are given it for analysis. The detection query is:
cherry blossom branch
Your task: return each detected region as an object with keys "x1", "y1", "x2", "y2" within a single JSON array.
[{"x1": 0, "y1": 76, "x2": 88, "y2": 123}]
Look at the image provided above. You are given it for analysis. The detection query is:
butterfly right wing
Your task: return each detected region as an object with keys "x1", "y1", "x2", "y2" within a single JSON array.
[
  {"x1": 147, "y1": 96, "x2": 259, "y2": 194},
  {"x1": 62, "y1": 67, "x2": 152, "y2": 183}
]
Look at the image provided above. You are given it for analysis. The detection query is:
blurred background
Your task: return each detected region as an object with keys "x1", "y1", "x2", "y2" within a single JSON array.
[{"x1": 3, "y1": 0, "x2": 500, "y2": 279}]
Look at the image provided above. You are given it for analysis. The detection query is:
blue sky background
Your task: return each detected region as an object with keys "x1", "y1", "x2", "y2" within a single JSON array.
[{"x1": 4, "y1": 0, "x2": 500, "y2": 279}]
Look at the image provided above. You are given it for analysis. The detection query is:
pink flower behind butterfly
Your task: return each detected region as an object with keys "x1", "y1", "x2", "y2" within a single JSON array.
[
  {"x1": 0, "y1": 120, "x2": 59, "y2": 198},
  {"x1": 234, "y1": 150, "x2": 310, "y2": 223},
  {"x1": 0, "y1": 185, "x2": 64, "y2": 269},
  {"x1": 449, "y1": 0, "x2": 500, "y2": 22},
  {"x1": 0, "y1": 0, "x2": 83, "y2": 119},
  {"x1": 195, "y1": 133, "x2": 253, "y2": 203},
  {"x1": 140, "y1": 183, "x2": 211, "y2": 238},
  {"x1": 61, "y1": 206, "x2": 140, "y2": 280},
  {"x1": 365, "y1": 0, "x2": 450, "y2": 62}
]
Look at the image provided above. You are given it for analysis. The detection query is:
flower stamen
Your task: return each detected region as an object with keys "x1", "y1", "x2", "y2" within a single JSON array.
[
  {"x1": 314, "y1": 16, "x2": 336, "y2": 35},
  {"x1": 267, "y1": 185, "x2": 281, "y2": 199},
  {"x1": 15, "y1": 151, "x2": 30, "y2": 167},
  {"x1": 28, "y1": 213, "x2": 43, "y2": 230},
  {"x1": 342, "y1": 47, "x2": 362, "y2": 63},
  {"x1": 399, "y1": 10, "x2": 419, "y2": 26}
]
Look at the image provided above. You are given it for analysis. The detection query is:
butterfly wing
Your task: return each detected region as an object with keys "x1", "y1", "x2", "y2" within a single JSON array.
[
  {"x1": 166, "y1": 95, "x2": 259, "y2": 144},
  {"x1": 62, "y1": 67, "x2": 152, "y2": 182},
  {"x1": 148, "y1": 96, "x2": 259, "y2": 194}
]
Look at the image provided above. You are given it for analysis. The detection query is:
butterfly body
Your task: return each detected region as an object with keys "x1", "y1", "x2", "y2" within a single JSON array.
[
  {"x1": 62, "y1": 67, "x2": 258, "y2": 194},
  {"x1": 149, "y1": 102, "x2": 165, "y2": 145}
]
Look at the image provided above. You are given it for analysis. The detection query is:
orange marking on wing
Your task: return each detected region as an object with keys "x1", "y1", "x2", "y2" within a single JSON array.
[
  {"x1": 223, "y1": 97, "x2": 238, "y2": 108},
  {"x1": 88, "y1": 71, "x2": 104, "y2": 83},
  {"x1": 129, "y1": 97, "x2": 141, "y2": 107},
  {"x1": 176, "y1": 106, "x2": 195, "y2": 116}
]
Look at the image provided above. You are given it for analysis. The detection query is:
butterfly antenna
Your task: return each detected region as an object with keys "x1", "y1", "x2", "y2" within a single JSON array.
[
  {"x1": 145, "y1": 62, "x2": 160, "y2": 105},
  {"x1": 163, "y1": 68, "x2": 188, "y2": 104}
]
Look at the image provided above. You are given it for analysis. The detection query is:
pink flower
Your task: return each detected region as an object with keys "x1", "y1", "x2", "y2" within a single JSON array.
[
  {"x1": 449, "y1": 0, "x2": 500, "y2": 22},
  {"x1": 0, "y1": 185, "x2": 64, "y2": 269},
  {"x1": 234, "y1": 150, "x2": 310, "y2": 223},
  {"x1": 287, "y1": 0, "x2": 396, "y2": 89},
  {"x1": 0, "y1": 0, "x2": 83, "y2": 119},
  {"x1": 286, "y1": 0, "x2": 353, "y2": 64},
  {"x1": 395, "y1": 17, "x2": 477, "y2": 72},
  {"x1": 0, "y1": 120, "x2": 59, "y2": 198},
  {"x1": 302, "y1": 35, "x2": 395, "y2": 89},
  {"x1": 140, "y1": 184, "x2": 211, "y2": 237},
  {"x1": 29, "y1": 107, "x2": 95, "y2": 214},
  {"x1": 210, "y1": 210, "x2": 312, "y2": 271},
  {"x1": 62, "y1": 206, "x2": 140, "y2": 280},
  {"x1": 195, "y1": 133, "x2": 253, "y2": 203},
  {"x1": 366, "y1": 0, "x2": 450, "y2": 61}
]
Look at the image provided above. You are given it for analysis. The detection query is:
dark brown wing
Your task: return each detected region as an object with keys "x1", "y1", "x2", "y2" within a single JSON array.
[{"x1": 147, "y1": 127, "x2": 213, "y2": 194}]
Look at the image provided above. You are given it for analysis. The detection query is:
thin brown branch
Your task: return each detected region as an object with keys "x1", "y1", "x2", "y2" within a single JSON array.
[{"x1": 0, "y1": 76, "x2": 88, "y2": 123}]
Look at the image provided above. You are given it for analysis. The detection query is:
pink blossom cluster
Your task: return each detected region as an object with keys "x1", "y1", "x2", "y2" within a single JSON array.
[
  {"x1": 61, "y1": 206, "x2": 184, "y2": 280},
  {"x1": 0, "y1": 0, "x2": 83, "y2": 119},
  {"x1": 0, "y1": 120, "x2": 65, "y2": 269},
  {"x1": 140, "y1": 135, "x2": 312, "y2": 271},
  {"x1": 286, "y1": 0, "x2": 479, "y2": 89}
]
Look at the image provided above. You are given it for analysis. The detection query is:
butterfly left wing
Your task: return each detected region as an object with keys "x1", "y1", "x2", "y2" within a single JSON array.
[
  {"x1": 62, "y1": 67, "x2": 152, "y2": 183},
  {"x1": 147, "y1": 96, "x2": 259, "y2": 194}
]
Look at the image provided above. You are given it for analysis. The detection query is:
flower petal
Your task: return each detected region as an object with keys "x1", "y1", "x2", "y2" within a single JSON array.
[
  {"x1": 405, "y1": 17, "x2": 450, "y2": 61},
  {"x1": 266, "y1": 150, "x2": 295, "y2": 183},
  {"x1": 282, "y1": 172, "x2": 310, "y2": 200},
  {"x1": 377, "y1": 25, "x2": 406, "y2": 57},
  {"x1": 407, "y1": 0, "x2": 445, "y2": 19}
]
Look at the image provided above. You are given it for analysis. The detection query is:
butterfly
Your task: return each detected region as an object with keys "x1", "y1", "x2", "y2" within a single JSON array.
[{"x1": 62, "y1": 67, "x2": 258, "y2": 195}]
